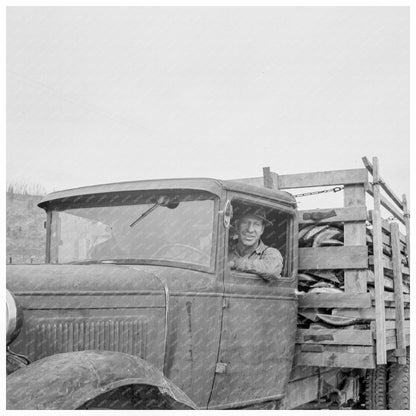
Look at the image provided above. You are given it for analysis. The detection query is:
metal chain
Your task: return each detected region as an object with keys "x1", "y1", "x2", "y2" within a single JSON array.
[{"x1": 294, "y1": 186, "x2": 344, "y2": 198}]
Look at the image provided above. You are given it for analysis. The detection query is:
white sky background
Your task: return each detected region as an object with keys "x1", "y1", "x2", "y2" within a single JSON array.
[{"x1": 6, "y1": 6, "x2": 409, "y2": 211}]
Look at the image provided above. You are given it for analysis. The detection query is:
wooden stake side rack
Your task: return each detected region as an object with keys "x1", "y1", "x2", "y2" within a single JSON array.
[{"x1": 259, "y1": 158, "x2": 410, "y2": 369}]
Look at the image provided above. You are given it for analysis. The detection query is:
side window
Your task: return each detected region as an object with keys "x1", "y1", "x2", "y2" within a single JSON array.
[{"x1": 228, "y1": 199, "x2": 292, "y2": 277}]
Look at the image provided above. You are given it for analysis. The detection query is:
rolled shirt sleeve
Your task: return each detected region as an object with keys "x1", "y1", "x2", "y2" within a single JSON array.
[{"x1": 232, "y1": 246, "x2": 284, "y2": 281}]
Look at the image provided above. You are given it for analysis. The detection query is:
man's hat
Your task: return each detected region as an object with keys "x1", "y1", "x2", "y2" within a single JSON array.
[{"x1": 235, "y1": 205, "x2": 273, "y2": 226}]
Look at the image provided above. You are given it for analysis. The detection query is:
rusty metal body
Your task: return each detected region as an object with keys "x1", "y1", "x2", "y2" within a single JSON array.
[{"x1": 7, "y1": 178, "x2": 299, "y2": 409}]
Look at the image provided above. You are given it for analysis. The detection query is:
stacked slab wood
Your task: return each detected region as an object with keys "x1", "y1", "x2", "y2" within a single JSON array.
[{"x1": 297, "y1": 221, "x2": 410, "y2": 331}]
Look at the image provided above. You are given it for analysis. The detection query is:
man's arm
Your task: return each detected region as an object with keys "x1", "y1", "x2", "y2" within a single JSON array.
[{"x1": 232, "y1": 247, "x2": 284, "y2": 281}]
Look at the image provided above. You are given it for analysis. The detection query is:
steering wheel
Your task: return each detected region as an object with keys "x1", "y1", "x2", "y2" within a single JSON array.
[{"x1": 153, "y1": 243, "x2": 210, "y2": 262}]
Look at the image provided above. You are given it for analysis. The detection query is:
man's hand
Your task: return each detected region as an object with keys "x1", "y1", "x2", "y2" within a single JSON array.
[{"x1": 228, "y1": 260, "x2": 236, "y2": 269}]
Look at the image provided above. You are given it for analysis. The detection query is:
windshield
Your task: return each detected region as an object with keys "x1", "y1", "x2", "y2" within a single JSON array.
[{"x1": 49, "y1": 191, "x2": 216, "y2": 268}]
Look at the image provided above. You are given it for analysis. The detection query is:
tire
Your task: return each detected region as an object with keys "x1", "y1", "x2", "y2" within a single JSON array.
[
  {"x1": 364, "y1": 365, "x2": 387, "y2": 409},
  {"x1": 387, "y1": 352, "x2": 410, "y2": 410}
]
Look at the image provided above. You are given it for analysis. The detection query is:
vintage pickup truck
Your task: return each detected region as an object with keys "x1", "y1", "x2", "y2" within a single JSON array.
[{"x1": 6, "y1": 157, "x2": 410, "y2": 410}]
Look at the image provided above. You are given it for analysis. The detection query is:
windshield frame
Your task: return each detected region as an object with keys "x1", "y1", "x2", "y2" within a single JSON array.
[{"x1": 44, "y1": 190, "x2": 220, "y2": 274}]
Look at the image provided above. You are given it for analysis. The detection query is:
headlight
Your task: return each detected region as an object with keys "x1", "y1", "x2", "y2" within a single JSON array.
[{"x1": 6, "y1": 289, "x2": 23, "y2": 345}]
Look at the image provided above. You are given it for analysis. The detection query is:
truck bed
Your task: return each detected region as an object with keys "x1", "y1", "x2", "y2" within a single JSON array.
[{"x1": 240, "y1": 157, "x2": 410, "y2": 369}]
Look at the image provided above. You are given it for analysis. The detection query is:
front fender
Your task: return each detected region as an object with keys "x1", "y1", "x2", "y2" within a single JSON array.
[{"x1": 6, "y1": 350, "x2": 197, "y2": 410}]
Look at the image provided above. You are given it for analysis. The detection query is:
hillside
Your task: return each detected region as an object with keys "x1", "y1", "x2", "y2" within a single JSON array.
[{"x1": 6, "y1": 192, "x2": 46, "y2": 264}]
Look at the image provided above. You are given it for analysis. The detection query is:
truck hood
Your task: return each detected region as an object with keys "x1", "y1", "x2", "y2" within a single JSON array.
[
  {"x1": 6, "y1": 264, "x2": 167, "y2": 297},
  {"x1": 7, "y1": 264, "x2": 172, "y2": 372}
]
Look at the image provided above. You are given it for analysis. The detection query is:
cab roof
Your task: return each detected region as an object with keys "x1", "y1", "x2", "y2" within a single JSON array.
[{"x1": 38, "y1": 178, "x2": 296, "y2": 209}]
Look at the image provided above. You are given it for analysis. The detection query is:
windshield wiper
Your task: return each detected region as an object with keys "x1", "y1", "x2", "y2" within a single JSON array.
[
  {"x1": 129, "y1": 195, "x2": 179, "y2": 228},
  {"x1": 129, "y1": 202, "x2": 160, "y2": 228}
]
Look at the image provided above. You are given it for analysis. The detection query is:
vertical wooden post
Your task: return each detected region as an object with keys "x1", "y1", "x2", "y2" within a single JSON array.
[
  {"x1": 343, "y1": 185, "x2": 367, "y2": 293},
  {"x1": 263, "y1": 167, "x2": 273, "y2": 189},
  {"x1": 391, "y1": 222, "x2": 407, "y2": 365},
  {"x1": 45, "y1": 211, "x2": 52, "y2": 264},
  {"x1": 263, "y1": 167, "x2": 271, "y2": 188},
  {"x1": 372, "y1": 157, "x2": 387, "y2": 364},
  {"x1": 402, "y1": 194, "x2": 410, "y2": 261},
  {"x1": 262, "y1": 167, "x2": 279, "y2": 190}
]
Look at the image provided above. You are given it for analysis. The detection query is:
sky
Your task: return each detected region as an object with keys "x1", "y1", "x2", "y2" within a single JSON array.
[{"x1": 6, "y1": 6, "x2": 410, "y2": 207}]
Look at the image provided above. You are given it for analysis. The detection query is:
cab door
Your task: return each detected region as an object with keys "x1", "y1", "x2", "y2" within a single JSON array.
[{"x1": 208, "y1": 194, "x2": 298, "y2": 409}]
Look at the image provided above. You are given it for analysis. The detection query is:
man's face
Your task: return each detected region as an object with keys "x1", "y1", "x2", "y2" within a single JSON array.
[{"x1": 237, "y1": 214, "x2": 264, "y2": 248}]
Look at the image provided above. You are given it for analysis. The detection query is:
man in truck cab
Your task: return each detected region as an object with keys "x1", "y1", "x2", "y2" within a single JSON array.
[{"x1": 228, "y1": 205, "x2": 284, "y2": 281}]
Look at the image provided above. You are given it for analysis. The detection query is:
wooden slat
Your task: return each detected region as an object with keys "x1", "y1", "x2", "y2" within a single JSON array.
[
  {"x1": 333, "y1": 307, "x2": 410, "y2": 320},
  {"x1": 385, "y1": 267, "x2": 410, "y2": 279},
  {"x1": 362, "y1": 156, "x2": 404, "y2": 210},
  {"x1": 368, "y1": 256, "x2": 410, "y2": 276},
  {"x1": 381, "y1": 301, "x2": 402, "y2": 308},
  {"x1": 402, "y1": 194, "x2": 410, "y2": 261},
  {"x1": 368, "y1": 273, "x2": 409, "y2": 294},
  {"x1": 299, "y1": 206, "x2": 367, "y2": 224},
  {"x1": 386, "y1": 334, "x2": 410, "y2": 351},
  {"x1": 378, "y1": 191, "x2": 405, "y2": 225},
  {"x1": 378, "y1": 292, "x2": 410, "y2": 303},
  {"x1": 385, "y1": 327, "x2": 410, "y2": 339},
  {"x1": 372, "y1": 299, "x2": 411, "y2": 308},
  {"x1": 344, "y1": 185, "x2": 367, "y2": 293},
  {"x1": 278, "y1": 168, "x2": 368, "y2": 189},
  {"x1": 298, "y1": 293, "x2": 371, "y2": 309},
  {"x1": 322, "y1": 345, "x2": 374, "y2": 353},
  {"x1": 383, "y1": 320, "x2": 410, "y2": 330},
  {"x1": 233, "y1": 168, "x2": 369, "y2": 189},
  {"x1": 299, "y1": 345, "x2": 375, "y2": 354},
  {"x1": 366, "y1": 184, "x2": 405, "y2": 225},
  {"x1": 296, "y1": 329, "x2": 373, "y2": 346},
  {"x1": 371, "y1": 157, "x2": 387, "y2": 364},
  {"x1": 368, "y1": 274, "x2": 394, "y2": 290},
  {"x1": 391, "y1": 222, "x2": 407, "y2": 365},
  {"x1": 380, "y1": 231, "x2": 407, "y2": 253},
  {"x1": 299, "y1": 246, "x2": 368, "y2": 270},
  {"x1": 295, "y1": 344, "x2": 375, "y2": 355},
  {"x1": 367, "y1": 210, "x2": 407, "y2": 244},
  {"x1": 294, "y1": 349, "x2": 375, "y2": 369}
]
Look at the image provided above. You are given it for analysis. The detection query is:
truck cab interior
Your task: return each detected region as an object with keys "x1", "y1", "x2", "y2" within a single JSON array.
[{"x1": 229, "y1": 199, "x2": 294, "y2": 277}]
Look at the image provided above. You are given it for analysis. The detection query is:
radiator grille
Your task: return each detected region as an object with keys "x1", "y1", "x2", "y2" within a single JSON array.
[{"x1": 28, "y1": 319, "x2": 148, "y2": 361}]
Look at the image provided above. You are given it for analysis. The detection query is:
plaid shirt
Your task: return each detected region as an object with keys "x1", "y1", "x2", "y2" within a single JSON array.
[{"x1": 229, "y1": 240, "x2": 284, "y2": 281}]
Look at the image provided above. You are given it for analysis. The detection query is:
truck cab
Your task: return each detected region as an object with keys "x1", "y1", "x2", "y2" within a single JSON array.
[{"x1": 6, "y1": 178, "x2": 299, "y2": 409}]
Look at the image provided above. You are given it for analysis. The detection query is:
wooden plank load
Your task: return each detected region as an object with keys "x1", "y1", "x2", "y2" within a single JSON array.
[{"x1": 263, "y1": 157, "x2": 410, "y2": 369}]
